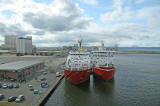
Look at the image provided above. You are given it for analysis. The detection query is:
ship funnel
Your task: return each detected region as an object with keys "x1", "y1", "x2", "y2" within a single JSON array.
[{"x1": 81, "y1": 46, "x2": 85, "y2": 52}]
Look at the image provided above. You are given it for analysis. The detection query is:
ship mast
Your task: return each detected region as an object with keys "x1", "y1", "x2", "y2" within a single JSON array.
[
  {"x1": 78, "y1": 39, "x2": 82, "y2": 51},
  {"x1": 100, "y1": 40, "x2": 104, "y2": 51}
]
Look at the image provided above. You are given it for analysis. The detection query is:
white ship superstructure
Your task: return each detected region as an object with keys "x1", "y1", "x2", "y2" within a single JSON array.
[{"x1": 65, "y1": 51, "x2": 91, "y2": 70}]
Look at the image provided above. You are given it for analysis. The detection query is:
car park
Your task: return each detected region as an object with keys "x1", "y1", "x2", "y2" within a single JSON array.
[
  {"x1": 0, "y1": 94, "x2": 4, "y2": 100},
  {"x1": 8, "y1": 96, "x2": 17, "y2": 102},
  {"x1": 8, "y1": 83, "x2": 13, "y2": 88},
  {"x1": 3, "y1": 83, "x2": 8, "y2": 89},
  {"x1": 15, "y1": 95, "x2": 25, "y2": 102}
]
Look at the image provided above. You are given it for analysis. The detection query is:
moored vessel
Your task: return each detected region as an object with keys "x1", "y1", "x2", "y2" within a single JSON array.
[
  {"x1": 91, "y1": 41, "x2": 116, "y2": 81},
  {"x1": 64, "y1": 40, "x2": 91, "y2": 84}
]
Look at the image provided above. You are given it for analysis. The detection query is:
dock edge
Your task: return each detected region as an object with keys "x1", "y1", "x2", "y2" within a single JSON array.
[{"x1": 36, "y1": 74, "x2": 64, "y2": 106}]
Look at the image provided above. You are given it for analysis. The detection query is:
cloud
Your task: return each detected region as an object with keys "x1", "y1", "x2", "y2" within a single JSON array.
[
  {"x1": 23, "y1": 12, "x2": 91, "y2": 32},
  {"x1": 79, "y1": 0, "x2": 98, "y2": 5},
  {"x1": 0, "y1": 0, "x2": 160, "y2": 47},
  {"x1": 135, "y1": 0, "x2": 160, "y2": 4},
  {"x1": 98, "y1": 0, "x2": 160, "y2": 47},
  {"x1": 0, "y1": 0, "x2": 13, "y2": 3},
  {"x1": 100, "y1": 0, "x2": 135, "y2": 24},
  {"x1": 100, "y1": 0, "x2": 160, "y2": 27},
  {"x1": 137, "y1": 6, "x2": 160, "y2": 28},
  {"x1": 0, "y1": 0, "x2": 93, "y2": 46},
  {"x1": 0, "y1": 22, "x2": 30, "y2": 36},
  {"x1": 22, "y1": 0, "x2": 92, "y2": 32}
]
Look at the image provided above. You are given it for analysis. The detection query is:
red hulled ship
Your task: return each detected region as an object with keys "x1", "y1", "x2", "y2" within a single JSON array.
[
  {"x1": 64, "y1": 40, "x2": 91, "y2": 84},
  {"x1": 91, "y1": 41, "x2": 116, "y2": 81}
]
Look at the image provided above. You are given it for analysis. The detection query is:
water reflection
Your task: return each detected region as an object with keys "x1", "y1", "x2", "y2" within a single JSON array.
[
  {"x1": 63, "y1": 74, "x2": 115, "y2": 106},
  {"x1": 93, "y1": 76, "x2": 115, "y2": 95},
  {"x1": 63, "y1": 78, "x2": 91, "y2": 106}
]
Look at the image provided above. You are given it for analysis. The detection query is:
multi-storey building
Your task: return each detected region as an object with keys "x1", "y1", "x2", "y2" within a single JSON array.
[{"x1": 16, "y1": 36, "x2": 32, "y2": 54}]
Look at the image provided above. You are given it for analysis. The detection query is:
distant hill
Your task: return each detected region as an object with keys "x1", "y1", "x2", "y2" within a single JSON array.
[{"x1": 36, "y1": 47, "x2": 160, "y2": 51}]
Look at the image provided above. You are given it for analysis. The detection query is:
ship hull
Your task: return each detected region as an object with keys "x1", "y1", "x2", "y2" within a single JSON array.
[
  {"x1": 93, "y1": 66, "x2": 115, "y2": 81},
  {"x1": 64, "y1": 69, "x2": 91, "y2": 84}
]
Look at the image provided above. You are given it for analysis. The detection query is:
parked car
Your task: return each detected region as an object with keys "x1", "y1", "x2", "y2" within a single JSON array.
[
  {"x1": 8, "y1": 96, "x2": 17, "y2": 102},
  {"x1": 28, "y1": 85, "x2": 34, "y2": 91},
  {"x1": 10, "y1": 79, "x2": 16, "y2": 82},
  {"x1": 38, "y1": 90, "x2": 43, "y2": 94},
  {"x1": 0, "y1": 82, "x2": 2, "y2": 88},
  {"x1": 40, "y1": 78, "x2": 46, "y2": 81},
  {"x1": 33, "y1": 90, "x2": 42, "y2": 94},
  {"x1": 3, "y1": 83, "x2": 8, "y2": 89},
  {"x1": 41, "y1": 82, "x2": 49, "y2": 88},
  {"x1": 56, "y1": 72, "x2": 61, "y2": 77},
  {"x1": 34, "y1": 89, "x2": 39, "y2": 94},
  {"x1": 0, "y1": 78, "x2": 3, "y2": 81},
  {"x1": 43, "y1": 72, "x2": 47, "y2": 75},
  {"x1": 0, "y1": 94, "x2": 4, "y2": 100},
  {"x1": 15, "y1": 95, "x2": 25, "y2": 102},
  {"x1": 8, "y1": 83, "x2": 13, "y2": 88},
  {"x1": 14, "y1": 83, "x2": 19, "y2": 88}
]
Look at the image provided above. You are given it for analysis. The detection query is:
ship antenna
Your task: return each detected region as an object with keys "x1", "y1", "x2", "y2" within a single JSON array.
[
  {"x1": 101, "y1": 40, "x2": 104, "y2": 51},
  {"x1": 78, "y1": 39, "x2": 82, "y2": 50}
]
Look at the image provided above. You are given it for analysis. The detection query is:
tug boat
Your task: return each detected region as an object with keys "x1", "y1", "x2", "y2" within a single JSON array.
[
  {"x1": 64, "y1": 40, "x2": 91, "y2": 84},
  {"x1": 91, "y1": 41, "x2": 116, "y2": 81}
]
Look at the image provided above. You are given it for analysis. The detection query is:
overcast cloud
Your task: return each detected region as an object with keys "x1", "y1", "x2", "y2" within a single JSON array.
[{"x1": 0, "y1": 0, "x2": 159, "y2": 47}]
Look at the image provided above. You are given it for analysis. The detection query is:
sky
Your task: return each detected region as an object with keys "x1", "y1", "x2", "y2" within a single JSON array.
[{"x1": 0, "y1": 0, "x2": 160, "y2": 47}]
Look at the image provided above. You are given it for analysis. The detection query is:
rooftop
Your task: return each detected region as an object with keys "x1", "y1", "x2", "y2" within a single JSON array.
[{"x1": 0, "y1": 61, "x2": 43, "y2": 71}]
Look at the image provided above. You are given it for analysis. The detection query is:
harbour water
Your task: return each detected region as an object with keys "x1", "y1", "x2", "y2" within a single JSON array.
[{"x1": 45, "y1": 54, "x2": 160, "y2": 106}]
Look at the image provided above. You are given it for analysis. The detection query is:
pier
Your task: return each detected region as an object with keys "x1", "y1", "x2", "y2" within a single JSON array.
[{"x1": 36, "y1": 75, "x2": 64, "y2": 106}]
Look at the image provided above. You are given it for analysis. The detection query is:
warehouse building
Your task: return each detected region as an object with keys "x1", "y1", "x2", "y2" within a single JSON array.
[{"x1": 0, "y1": 61, "x2": 44, "y2": 82}]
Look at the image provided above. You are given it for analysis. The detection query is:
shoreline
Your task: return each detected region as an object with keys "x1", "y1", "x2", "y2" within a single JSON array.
[{"x1": 118, "y1": 50, "x2": 160, "y2": 54}]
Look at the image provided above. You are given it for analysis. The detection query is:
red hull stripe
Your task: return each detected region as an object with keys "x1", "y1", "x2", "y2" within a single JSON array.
[
  {"x1": 64, "y1": 69, "x2": 91, "y2": 84},
  {"x1": 93, "y1": 67, "x2": 115, "y2": 80}
]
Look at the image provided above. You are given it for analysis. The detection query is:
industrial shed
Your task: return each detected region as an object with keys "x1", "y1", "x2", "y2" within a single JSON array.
[{"x1": 0, "y1": 61, "x2": 44, "y2": 82}]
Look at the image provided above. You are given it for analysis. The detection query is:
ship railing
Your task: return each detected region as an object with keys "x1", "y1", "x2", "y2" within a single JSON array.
[
  {"x1": 63, "y1": 66, "x2": 90, "y2": 71},
  {"x1": 98, "y1": 63, "x2": 114, "y2": 67}
]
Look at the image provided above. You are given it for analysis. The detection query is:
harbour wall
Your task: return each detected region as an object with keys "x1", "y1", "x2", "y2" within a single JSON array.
[{"x1": 36, "y1": 75, "x2": 64, "y2": 106}]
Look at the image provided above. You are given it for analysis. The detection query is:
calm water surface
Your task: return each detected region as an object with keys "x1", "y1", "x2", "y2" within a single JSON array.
[{"x1": 45, "y1": 54, "x2": 160, "y2": 106}]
